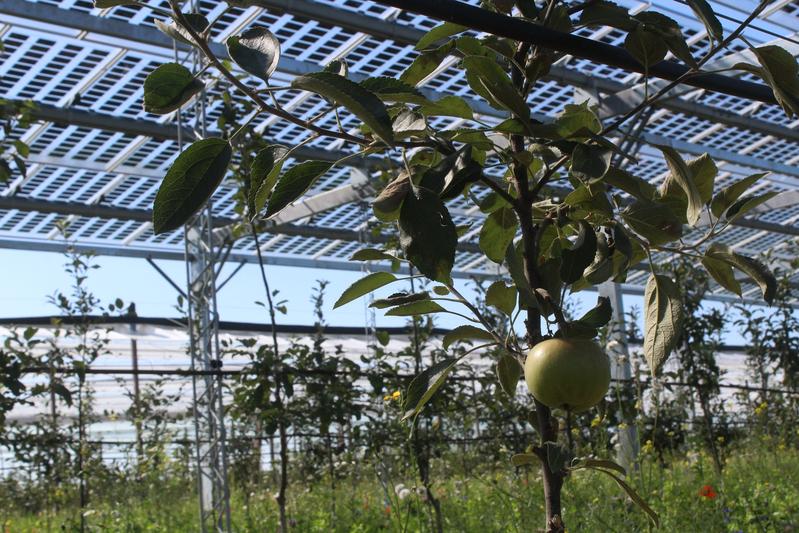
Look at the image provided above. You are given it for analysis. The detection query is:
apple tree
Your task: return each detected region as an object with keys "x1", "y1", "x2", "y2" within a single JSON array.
[{"x1": 92, "y1": 0, "x2": 792, "y2": 529}]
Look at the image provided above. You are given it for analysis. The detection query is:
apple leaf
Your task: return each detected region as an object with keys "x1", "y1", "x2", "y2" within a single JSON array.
[
  {"x1": 658, "y1": 145, "x2": 703, "y2": 225},
  {"x1": 403, "y1": 357, "x2": 462, "y2": 420},
  {"x1": 154, "y1": 14, "x2": 208, "y2": 47},
  {"x1": 264, "y1": 161, "x2": 333, "y2": 219},
  {"x1": 292, "y1": 71, "x2": 394, "y2": 145},
  {"x1": 486, "y1": 280, "x2": 517, "y2": 316},
  {"x1": 560, "y1": 220, "x2": 598, "y2": 284},
  {"x1": 479, "y1": 206, "x2": 518, "y2": 264},
  {"x1": 496, "y1": 355, "x2": 522, "y2": 397},
  {"x1": 143, "y1": 63, "x2": 203, "y2": 115},
  {"x1": 226, "y1": 26, "x2": 280, "y2": 83},
  {"x1": 704, "y1": 244, "x2": 776, "y2": 304},
  {"x1": 442, "y1": 325, "x2": 495, "y2": 349},
  {"x1": 398, "y1": 186, "x2": 458, "y2": 283},
  {"x1": 643, "y1": 274, "x2": 683, "y2": 376},
  {"x1": 334, "y1": 272, "x2": 397, "y2": 309},
  {"x1": 249, "y1": 144, "x2": 288, "y2": 219},
  {"x1": 153, "y1": 138, "x2": 231, "y2": 234},
  {"x1": 710, "y1": 172, "x2": 768, "y2": 218}
]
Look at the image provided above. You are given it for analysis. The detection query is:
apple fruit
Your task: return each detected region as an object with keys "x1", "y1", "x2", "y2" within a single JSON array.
[{"x1": 524, "y1": 338, "x2": 611, "y2": 412}]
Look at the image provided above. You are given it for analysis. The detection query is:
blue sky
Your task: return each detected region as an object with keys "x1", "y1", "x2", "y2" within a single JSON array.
[
  {"x1": 0, "y1": 247, "x2": 601, "y2": 329},
  {"x1": 0, "y1": 247, "x2": 762, "y2": 346}
]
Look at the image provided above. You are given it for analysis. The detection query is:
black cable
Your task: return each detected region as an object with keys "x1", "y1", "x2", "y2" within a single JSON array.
[
  {"x1": 374, "y1": 0, "x2": 778, "y2": 105},
  {"x1": 21, "y1": 366, "x2": 799, "y2": 395}
]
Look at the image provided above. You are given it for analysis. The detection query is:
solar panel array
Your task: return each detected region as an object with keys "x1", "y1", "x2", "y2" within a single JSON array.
[{"x1": 0, "y1": 0, "x2": 798, "y2": 302}]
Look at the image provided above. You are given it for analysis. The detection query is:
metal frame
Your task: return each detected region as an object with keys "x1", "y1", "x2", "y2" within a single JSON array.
[{"x1": 0, "y1": 0, "x2": 798, "y2": 300}]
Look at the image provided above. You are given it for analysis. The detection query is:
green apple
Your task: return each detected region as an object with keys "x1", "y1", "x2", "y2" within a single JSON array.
[{"x1": 524, "y1": 338, "x2": 611, "y2": 412}]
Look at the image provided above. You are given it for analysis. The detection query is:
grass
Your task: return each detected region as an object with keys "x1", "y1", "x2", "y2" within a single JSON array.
[{"x1": 3, "y1": 437, "x2": 799, "y2": 532}]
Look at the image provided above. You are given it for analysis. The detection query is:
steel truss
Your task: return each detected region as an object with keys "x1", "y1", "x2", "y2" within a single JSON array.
[{"x1": 185, "y1": 204, "x2": 232, "y2": 533}]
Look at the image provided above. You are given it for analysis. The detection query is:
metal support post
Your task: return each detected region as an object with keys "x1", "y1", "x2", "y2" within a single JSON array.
[
  {"x1": 185, "y1": 203, "x2": 232, "y2": 533},
  {"x1": 131, "y1": 339, "x2": 143, "y2": 468},
  {"x1": 598, "y1": 281, "x2": 639, "y2": 468}
]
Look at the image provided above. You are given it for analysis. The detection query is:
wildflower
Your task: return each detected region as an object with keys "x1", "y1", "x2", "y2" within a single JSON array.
[
  {"x1": 384, "y1": 505, "x2": 392, "y2": 516},
  {"x1": 590, "y1": 415, "x2": 602, "y2": 428},
  {"x1": 398, "y1": 488, "x2": 411, "y2": 500},
  {"x1": 618, "y1": 422, "x2": 628, "y2": 430},
  {"x1": 754, "y1": 401, "x2": 768, "y2": 416},
  {"x1": 699, "y1": 484, "x2": 717, "y2": 499},
  {"x1": 394, "y1": 483, "x2": 406, "y2": 495},
  {"x1": 384, "y1": 390, "x2": 401, "y2": 401},
  {"x1": 641, "y1": 439, "x2": 655, "y2": 454}
]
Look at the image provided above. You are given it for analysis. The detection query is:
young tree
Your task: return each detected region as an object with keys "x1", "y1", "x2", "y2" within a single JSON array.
[{"x1": 93, "y1": 0, "x2": 789, "y2": 529}]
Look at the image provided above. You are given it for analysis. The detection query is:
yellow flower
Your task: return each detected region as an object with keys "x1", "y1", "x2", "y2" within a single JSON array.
[
  {"x1": 642, "y1": 439, "x2": 655, "y2": 454},
  {"x1": 383, "y1": 394, "x2": 391, "y2": 401},
  {"x1": 590, "y1": 415, "x2": 602, "y2": 428},
  {"x1": 391, "y1": 390, "x2": 401, "y2": 400},
  {"x1": 618, "y1": 422, "x2": 628, "y2": 430},
  {"x1": 754, "y1": 401, "x2": 768, "y2": 416}
]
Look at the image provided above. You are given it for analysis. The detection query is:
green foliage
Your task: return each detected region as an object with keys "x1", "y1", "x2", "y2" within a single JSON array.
[
  {"x1": 155, "y1": 14, "x2": 208, "y2": 46},
  {"x1": 142, "y1": 63, "x2": 204, "y2": 115},
  {"x1": 226, "y1": 26, "x2": 281, "y2": 83},
  {"x1": 643, "y1": 274, "x2": 683, "y2": 376},
  {"x1": 291, "y1": 72, "x2": 394, "y2": 145},
  {"x1": 264, "y1": 160, "x2": 333, "y2": 219},
  {"x1": 398, "y1": 186, "x2": 457, "y2": 283},
  {"x1": 334, "y1": 272, "x2": 397, "y2": 308},
  {"x1": 152, "y1": 138, "x2": 232, "y2": 234},
  {"x1": 82, "y1": 2, "x2": 793, "y2": 529}
]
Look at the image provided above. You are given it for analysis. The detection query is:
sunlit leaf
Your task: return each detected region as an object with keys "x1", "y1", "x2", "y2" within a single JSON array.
[
  {"x1": 643, "y1": 274, "x2": 683, "y2": 376},
  {"x1": 479, "y1": 206, "x2": 518, "y2": 264},
  {"x1": 486, "y1": 280, "x2": 517, "y2": 316},
  {"x1": 334, "y1": 272, "x2": 397, "y2": 309},
  {"x1": 400, "y1": 41, "x2": 455, "y2": 87}
]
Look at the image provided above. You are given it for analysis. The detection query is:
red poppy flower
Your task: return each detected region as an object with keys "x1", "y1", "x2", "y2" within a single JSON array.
[{"x1": 699, "y1": 484, "x2": 717, "y2": 499}]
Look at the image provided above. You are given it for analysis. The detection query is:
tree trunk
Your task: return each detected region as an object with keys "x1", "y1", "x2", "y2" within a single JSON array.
[
  {"x1": 276, "y1": 400, "x2": 289, "y2": 532},
  {"x1": 513, "y1": 130, "x2": 566, "y2": 533}
]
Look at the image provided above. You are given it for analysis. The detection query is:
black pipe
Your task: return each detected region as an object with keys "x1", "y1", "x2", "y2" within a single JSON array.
[{"x1": 378, "y1": 0, "x2": 778, "y2": 105}]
